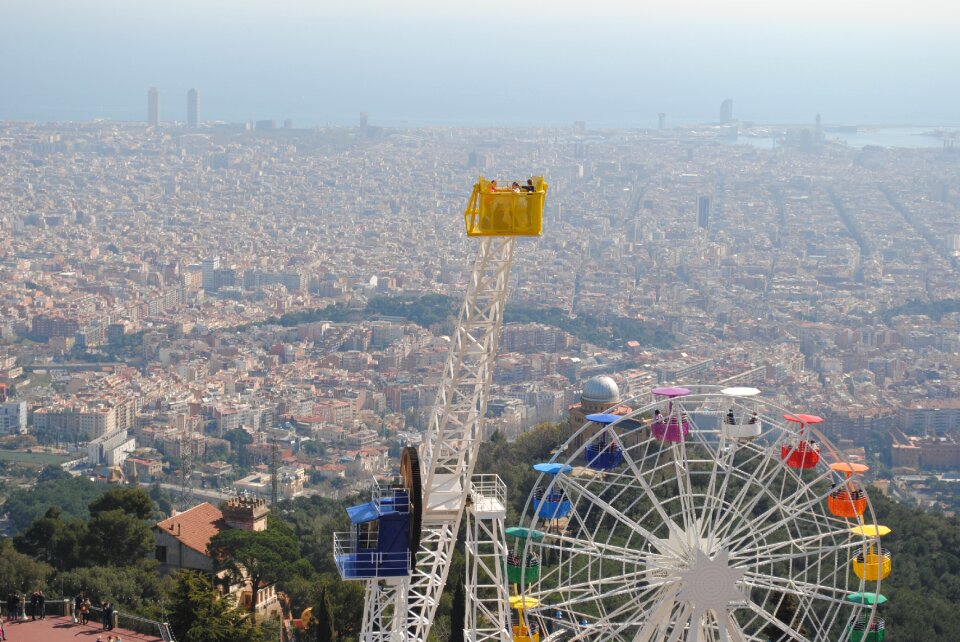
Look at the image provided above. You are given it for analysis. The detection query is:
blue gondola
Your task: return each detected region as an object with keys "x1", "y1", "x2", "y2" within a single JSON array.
[
  {"x1": 585, "y1": 440, "x2": 623, "y2": 470},
  {"x1": 531, "y1": 463, "x2": 572, "y2": 519}
]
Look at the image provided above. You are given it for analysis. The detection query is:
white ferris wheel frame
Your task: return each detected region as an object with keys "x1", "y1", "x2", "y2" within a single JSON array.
[{"x1": 513, "y1": 386, "x2": 885, "y2": 642}]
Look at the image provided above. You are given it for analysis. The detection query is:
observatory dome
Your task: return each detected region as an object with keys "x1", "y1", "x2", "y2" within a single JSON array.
[{"x1": 581, "y1": 376, "x2": 620, "y2": 405}]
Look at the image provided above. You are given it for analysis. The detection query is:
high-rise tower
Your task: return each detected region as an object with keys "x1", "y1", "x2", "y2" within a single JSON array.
[
  {"x1": 187, "y1": 88, "x2": 198, "y2": 128},
  {"x1": 147, "y1": 87, "x2": 159, "y2": 127},
  {"x1": 720, "y1": 99, "x2": 733, "y2": 123},
  {"x1": 697, "y1": 195, "x2": 711, "y2": 229}
]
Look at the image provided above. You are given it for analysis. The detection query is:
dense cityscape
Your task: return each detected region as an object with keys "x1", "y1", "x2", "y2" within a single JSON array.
[{"x1": 1, "y1": 101, "x2": 960, "y2": 640}]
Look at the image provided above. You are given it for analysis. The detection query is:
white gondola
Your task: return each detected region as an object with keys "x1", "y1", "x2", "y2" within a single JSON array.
[{"x1": 720, "y1": 386, "x2": 763, "y2": 440}]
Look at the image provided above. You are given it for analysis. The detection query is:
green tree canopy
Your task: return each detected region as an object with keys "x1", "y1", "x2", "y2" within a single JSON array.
[
  {"x1": 168, "y1": 571, "x2": 262, "y2": 642},
  {"x1": 3, "y1": 473, "x2": 104, "y2": 533},
  {"x1": 208, "y1": 515, "x2": 299, "y2": 621},
  {"x1": 57, "y1": 561, "x2": 166, "y2": 613},
  {"x1": 83, "y1": 508, "x2": 154, "y2": 567},
  {"x1": 13, "y1": 507, "x2": 86, "y2": 571},
  {"x1": 313, "y1": 577, "x2": 363, "y2": 641},
  {"x1": 0, "y1": 539, "x2": 53, "y2": 595},
  {"x1": 89, "y1": 486, "x2": 156, "y2": 519},
  {"x1": 224, "y1": 428, "x2": 254, "y2": 469}
]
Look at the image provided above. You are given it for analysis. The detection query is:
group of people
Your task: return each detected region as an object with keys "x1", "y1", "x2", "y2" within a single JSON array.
[
  {"x1": 4, "y1": 590, "x2": 44, "y2": 621},
  {"x1": 73, "y1": 593, "x2": 114, "y2": 630},
  {"x1": 73, "y1": 592, "x2": 120, "y2": 640},
  {"x1": 4, "y1": 593, "x2": 23, "y2": 621},
  {"x1": 725, "y1": 409, "x2": 760, "y2": 425},
  {"x1": 73, "y1": 593, "x2": 93, "y2": 625},
  {"x1": 488, "y1": 178, "x2": 537, "y2": 193}
]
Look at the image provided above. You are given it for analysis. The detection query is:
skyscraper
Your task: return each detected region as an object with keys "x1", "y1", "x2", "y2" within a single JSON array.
[
  {"x1": 697, "y1": 196, "x2": 711, "y2": 229},
  {"x1": 148, "y1": 87, "x2": 159, "y2": 127},
  {"x1": 658, "y1": 113, "x2": 666, "y2": 129},
  {"x1": 187, "y1": 88, "x2": 198, "y2": 128},
  {"x1": 202, "y1": 256, "x2": 220, "y2": 291},
  {"x1": 720, "y1": 99, "x2": 733, "y2": 123}
]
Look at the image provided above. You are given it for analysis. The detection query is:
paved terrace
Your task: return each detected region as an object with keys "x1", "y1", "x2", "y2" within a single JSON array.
[{"x1": 1, "y1": 616, "x2": 163, "y2": 642}]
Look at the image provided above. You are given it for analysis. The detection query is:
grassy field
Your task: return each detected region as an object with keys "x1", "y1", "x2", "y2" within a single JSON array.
[{"x1": 0, "y1": 450, "x2": 73, "y2": 465}]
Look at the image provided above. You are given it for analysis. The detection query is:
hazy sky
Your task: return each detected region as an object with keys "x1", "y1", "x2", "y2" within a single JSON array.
[{"x1": 3, "y1": 0, "x2": 958, "y2": 126}]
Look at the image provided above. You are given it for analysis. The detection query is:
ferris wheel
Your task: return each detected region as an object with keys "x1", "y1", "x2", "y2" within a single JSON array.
[{"x1": 512, "y1": 385, "x2": 890, "y2": 642}]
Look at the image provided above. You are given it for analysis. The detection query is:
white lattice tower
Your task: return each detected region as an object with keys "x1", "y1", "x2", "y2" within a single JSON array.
[
  {"x1": 361, "y1": 579, "x2": 408, "y2": 642},
  {"x1": 409, "y1": 236, "x2": 515, "y2": 641},
  {"x1": 465, "y1": 475, "x2": 512, "y2": 642},
  {"x1": 362, "y1": 236, "x2": 516, "y2": 642}
]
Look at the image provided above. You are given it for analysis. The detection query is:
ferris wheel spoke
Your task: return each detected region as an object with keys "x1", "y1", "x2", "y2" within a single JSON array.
[
  {"x1": 558, "y1": 474, "x2": 686, "y2": 559},
  {"x1": 715, "y1": 461, "x2": 832, "y2": 551},
  {"x1": 542, "y1": 568, "x2": 665, "y2": 605},
  {"x1": 559, "y1": 583, "x2": 666, "y2": 642},
  {"x1": 730, "y1": 529, "x2": 860, "y2": 563},
  {"x1": 663, "y1": 602, "x2": 693, "y2": 642},
  {"x1": 697, "y1": 430, "x2": 738, "y2": 550},
  {"x1": 687, "y1": 610, "x2": 712, "y2": 642},
  {"x1": 541, "y1": 531, "x2": 654, "y2": 567},
  {"x1": 720, "y1": 480, "x2": 837, "y2": 553},
  {"x1": 740, "y1": 570, "x2": 853, "y2": 607},
  {"x1": 631, "y1": 585, "x2": 682, "y2": 642},
  {"x1": 619, "y1": 441, "x2": 685, "y2": 538},
  {"x1": 672, "y1": 438, "x2": 700, "y2": 538},
  {"x1": 717, "y1": 610, "x2": 747, "y2": 642},
  {"x1": 708, "y1": 445, "x2": 783, "y2": 544},
  {"x1": 742, "y1": 601, "x2": 809, "y2": 642}
]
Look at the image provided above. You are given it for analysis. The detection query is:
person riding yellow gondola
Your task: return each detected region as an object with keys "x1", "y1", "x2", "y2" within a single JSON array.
[{"x1": 465, "y1": 176, "x2": 547, "y2": 236}]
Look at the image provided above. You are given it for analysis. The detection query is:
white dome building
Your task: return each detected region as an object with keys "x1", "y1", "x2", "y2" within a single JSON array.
[
  {"x1": 565, "y1": 375, "x2": 631, "y2": 451},
  {"x1": 581, "y1": 376, "x2": 621, "y2": 411}
]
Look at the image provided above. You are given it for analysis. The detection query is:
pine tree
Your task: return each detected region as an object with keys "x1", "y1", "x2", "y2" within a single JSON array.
[
  {"x1": 449, "y1": 583, "x2": 465, "y2": 642},
  {"x1": 168, "y1": 571, "x2": 261, "y2": 642},
  {"x1": 311, "y1": 587, "x2": 336, "y2": 642}
]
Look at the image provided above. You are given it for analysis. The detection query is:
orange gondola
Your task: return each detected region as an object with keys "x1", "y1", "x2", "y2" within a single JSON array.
[{"x1": 827, "y1": 462, "x2": 870, "y2": 518}]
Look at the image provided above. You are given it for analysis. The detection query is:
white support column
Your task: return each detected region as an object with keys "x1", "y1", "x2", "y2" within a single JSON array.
[
  {"x1": 361, "y1": 579, "x2": 408, "y2": 642},
  {"x1": 465, "y1": 475, "x2": 512, "y2": 642},
  {"x1": 406, "y1": 237, "x2": 516, "y2": 642}
]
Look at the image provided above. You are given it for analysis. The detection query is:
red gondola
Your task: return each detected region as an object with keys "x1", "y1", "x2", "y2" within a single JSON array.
[{"x1": 781, "y1": 413, "x2": 823, "y2": 469}]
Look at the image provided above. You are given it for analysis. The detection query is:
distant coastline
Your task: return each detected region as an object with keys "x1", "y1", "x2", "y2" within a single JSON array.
[{"x1": 1, "y1": 117, "x2": 957, "y2": 150}]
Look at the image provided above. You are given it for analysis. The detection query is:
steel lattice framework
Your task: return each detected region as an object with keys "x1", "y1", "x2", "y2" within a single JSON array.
[{"x1": 360, "y1": 236, "x2": 516, "y2": 642}]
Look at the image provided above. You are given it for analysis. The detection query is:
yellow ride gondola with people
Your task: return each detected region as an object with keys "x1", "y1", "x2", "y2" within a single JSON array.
[
  {"x1": 850, "y1": 525, "x2": 892, "y2": 581},
  {"x1": 464, "y1": 176, "x2": 547, "y2": 236},
  {"x1": 510, "y1": 595, "x2": 542, "y2": 642}
]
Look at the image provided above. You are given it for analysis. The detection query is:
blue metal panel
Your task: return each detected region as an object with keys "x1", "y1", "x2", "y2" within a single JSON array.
[
  {"x1": 533, "y1": 463, "x2": 573, "y2": 475},
  {"x1": 347, "y1": 502, "x2": 379, "y2": 524}
]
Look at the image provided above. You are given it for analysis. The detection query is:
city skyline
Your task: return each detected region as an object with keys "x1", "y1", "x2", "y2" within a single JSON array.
[
  {"x1": 3, "y1": 1, "x2": 960, "y2": 126},
  {"x1": 2, "y1": 2, "x2": 960, "y2": 638}
]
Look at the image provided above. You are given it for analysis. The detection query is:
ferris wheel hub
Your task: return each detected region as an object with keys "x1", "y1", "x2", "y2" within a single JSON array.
[{"x1": 676, "y1": 549, "x2": 748, "y2": 620}]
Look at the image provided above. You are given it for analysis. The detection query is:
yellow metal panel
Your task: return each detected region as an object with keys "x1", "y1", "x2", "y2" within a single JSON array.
[
  {"x1": 509, "y1": 595, "x2": 541, "y2": 609},
  {"x1": 849, "y1": 524, "x2": 891, "y2": 537},
  {"x1": 465, "y1": 176, "x2": 547, "y2": 237}
]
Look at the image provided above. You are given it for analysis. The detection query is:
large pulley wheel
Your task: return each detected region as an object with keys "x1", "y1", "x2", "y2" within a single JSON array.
[{"x1": 400, "y1": 446, "x2": 423, "y2": 570}]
